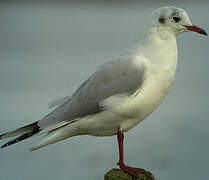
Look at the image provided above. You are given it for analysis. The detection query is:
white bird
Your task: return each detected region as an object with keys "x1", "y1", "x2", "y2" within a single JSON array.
[{"x1": 0, "y1": 6, "x2": 207, "y2": 177}]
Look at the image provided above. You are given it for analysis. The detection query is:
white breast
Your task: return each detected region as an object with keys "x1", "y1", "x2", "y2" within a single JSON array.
[
  {"x1": 80, "y1": 35, "x2": 178, "y2": 136},
  {"x1": 119, "y1": 37, "x2": 178, "y2": 132}
]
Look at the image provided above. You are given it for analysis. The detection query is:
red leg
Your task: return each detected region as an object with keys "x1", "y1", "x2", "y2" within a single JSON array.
[{"x1": 117, "y1": 129, "x2": 145, "y2": 178}]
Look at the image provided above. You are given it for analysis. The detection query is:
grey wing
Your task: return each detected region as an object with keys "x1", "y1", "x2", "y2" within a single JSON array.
[{"x1": 38, "y1": 56, "x2": 145, "y2": 129}]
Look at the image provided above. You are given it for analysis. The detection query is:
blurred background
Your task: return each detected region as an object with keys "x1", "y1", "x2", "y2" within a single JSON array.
[{"x1": 0, "y1": 1, "x2": 209, "y2": 180}]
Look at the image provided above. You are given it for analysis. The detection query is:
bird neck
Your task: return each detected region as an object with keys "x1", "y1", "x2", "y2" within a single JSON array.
[
  {"x1": 143, "y1": 26, "x2": 177, "y2": 60},
  {"x1": 140, "y1": 26, "x2": 178, "y2": 72},
  {"x1": 146, "y1": 25, "x2": 177, "y2": 46}
]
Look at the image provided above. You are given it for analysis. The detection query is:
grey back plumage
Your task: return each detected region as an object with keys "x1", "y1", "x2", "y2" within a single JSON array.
[{"x1": 38, "y1": 55, "x2": 145, "y2": 129}]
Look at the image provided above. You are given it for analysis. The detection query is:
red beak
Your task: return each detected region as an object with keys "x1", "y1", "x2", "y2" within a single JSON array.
[{"x1": 184, "y1": 25, "x2": 207, "y2": 36}]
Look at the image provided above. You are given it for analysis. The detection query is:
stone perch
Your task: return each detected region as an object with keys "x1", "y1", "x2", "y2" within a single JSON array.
[{"x1": 104, "y1": 168, "x2": 156, "y2": 180}]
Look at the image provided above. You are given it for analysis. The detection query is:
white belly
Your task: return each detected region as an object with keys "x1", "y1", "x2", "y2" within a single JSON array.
[
  {"x1": 80, "y1": 42, "x2": 178, "y2": 136},
  {"x1": 118, "y1": 56, "x2": 177, "y2": 132},
  {"x1": 80, "y1": 67, "x2": 176, "y2": 137}
]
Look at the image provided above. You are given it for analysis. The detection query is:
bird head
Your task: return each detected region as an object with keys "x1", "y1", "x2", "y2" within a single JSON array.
[{"x1": 150, "y1": 6, "x2": 207, "y2": 37}]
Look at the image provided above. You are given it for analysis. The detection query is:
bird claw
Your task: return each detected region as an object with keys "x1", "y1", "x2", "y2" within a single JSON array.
[{"x1": 118, "y1": 163, "x2": 145, "y2": 178}]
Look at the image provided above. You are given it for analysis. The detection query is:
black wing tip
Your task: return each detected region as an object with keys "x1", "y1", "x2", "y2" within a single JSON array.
[
  {"x1": 0, "y1": 132, "x2": 7, "y2": 140},
  {"x1": 0, "y1": 134, "x2": 4, "y2": 140},
  {"x1": 1, "y1": 137, "x2": 22, "y2": 149},
  {"x1": 1, "y1": 142, "x2": 9, "y2": 149},
  {"x1": 1, "y1": 128, "x2": 40, "y2": 149}
]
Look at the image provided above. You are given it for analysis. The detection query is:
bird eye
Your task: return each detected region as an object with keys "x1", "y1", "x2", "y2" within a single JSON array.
[{"x1": 172, "y1": 16, "x2": 181, "y2": 23}]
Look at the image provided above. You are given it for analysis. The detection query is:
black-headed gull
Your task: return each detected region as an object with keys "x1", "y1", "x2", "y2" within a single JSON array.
[{"x1": 0, "y1": 6, "x2": 207, "y2": 177}]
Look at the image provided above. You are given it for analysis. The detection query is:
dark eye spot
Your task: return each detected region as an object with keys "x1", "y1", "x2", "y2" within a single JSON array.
[
  {"x1": 172, "y1": 16, "x2": 181, "y2": 23},
  {"x1": 159, "y1": 16, "x2": 165, "y2": 24}
]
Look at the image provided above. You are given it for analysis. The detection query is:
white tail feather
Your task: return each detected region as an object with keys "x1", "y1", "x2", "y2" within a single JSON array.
[{"x1": 31, "y1": 122, "x2": 84, "y2": 151}]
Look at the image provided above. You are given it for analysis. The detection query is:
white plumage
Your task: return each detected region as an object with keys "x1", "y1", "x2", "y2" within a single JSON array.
[{"x1": 0, "y1": 6, "x2": 207, "y2": 155}]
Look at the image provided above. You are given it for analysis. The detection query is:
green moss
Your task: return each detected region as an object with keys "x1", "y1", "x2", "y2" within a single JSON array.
[{"x1": 104, "y1": 168, "x2": 156, "y2": 180}]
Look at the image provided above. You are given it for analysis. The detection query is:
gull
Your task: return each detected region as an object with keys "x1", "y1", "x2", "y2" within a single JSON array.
[{"x1": 0, "y1": 6, "x2": 207, "y2": 177}]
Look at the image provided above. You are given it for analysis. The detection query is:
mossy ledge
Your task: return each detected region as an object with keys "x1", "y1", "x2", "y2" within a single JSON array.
[{"x1": 104, "y1": 168, "x2": 156, "y2": 180}]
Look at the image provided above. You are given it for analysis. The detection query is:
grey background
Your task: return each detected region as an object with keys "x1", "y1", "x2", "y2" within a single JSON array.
[{"x1": 0, "y1": 1, "x2": 209, "y2": 180}]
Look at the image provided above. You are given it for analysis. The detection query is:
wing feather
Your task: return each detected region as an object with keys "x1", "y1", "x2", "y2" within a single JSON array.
[{"x1": 38, "y1": 56, "x2": 145, "y2": 129}]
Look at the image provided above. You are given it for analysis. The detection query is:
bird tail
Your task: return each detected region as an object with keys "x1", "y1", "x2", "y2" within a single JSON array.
[
  {"x1": 0, "y1": 119, "x2": 82, "y2": 150},
  {"x1": 0, "y1": 122, "x2": 40, "y2": 149},
  {"x1": 30, "y1": 122, "x2": 82, "y2": 151}
]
